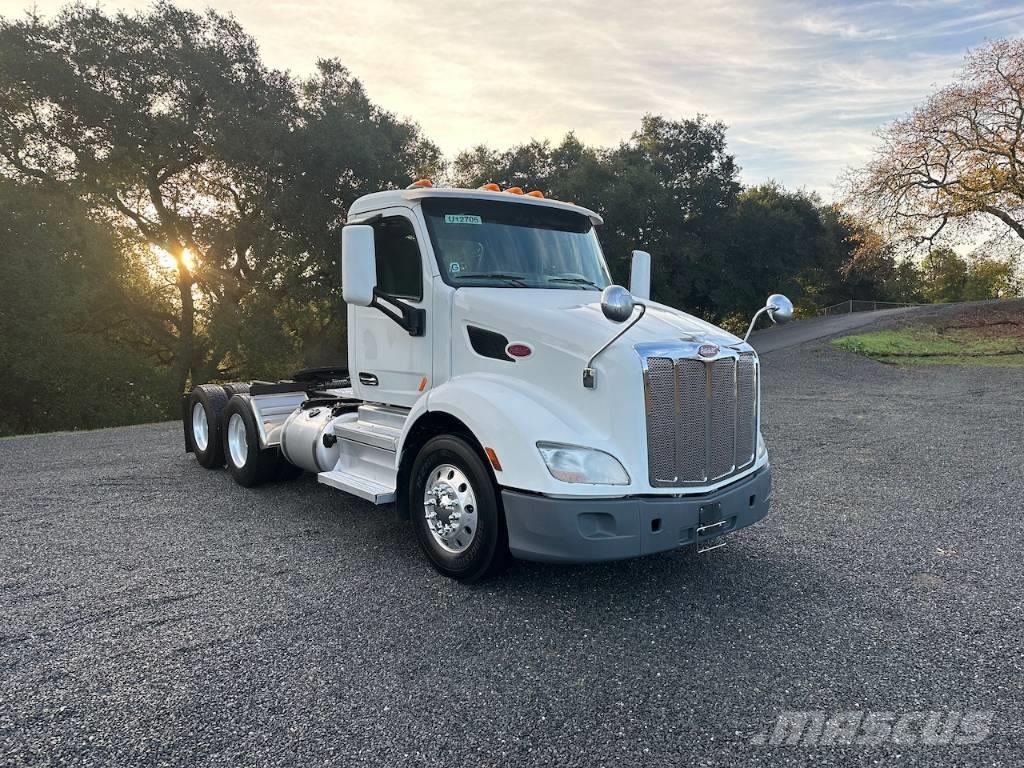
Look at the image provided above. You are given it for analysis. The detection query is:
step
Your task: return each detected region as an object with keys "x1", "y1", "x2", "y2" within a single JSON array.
[
  {"x1": 332, "y1": 419, "x2": 401, "y2": 451},
  {"x1": 317, "y1": 469, "x2": 396, "y2": 504},
  {"x1": 357, "y1": 404, "x2": 409, "y2": 430}
]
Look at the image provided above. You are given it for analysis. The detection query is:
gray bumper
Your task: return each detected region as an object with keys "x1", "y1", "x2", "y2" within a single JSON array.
[{"x1": 502, "y1": 465, "x2": 771, "y2": 563}]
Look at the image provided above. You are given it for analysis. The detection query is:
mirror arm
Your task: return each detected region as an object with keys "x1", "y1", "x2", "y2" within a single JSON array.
[
  {"x1": 583, "y1": 303, "x2": 646, "y2": 389},
  {"x1": 743, "y1": 305, "x2": 776, "y2": 343},
  {"x1": 371, "y1": 289, "x2": 426, "y2": 337}
]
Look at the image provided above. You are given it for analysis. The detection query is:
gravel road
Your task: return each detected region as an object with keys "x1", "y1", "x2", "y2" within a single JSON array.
[{"x1": 2, "y1": 308, "x2": 1022, "y2": 767}]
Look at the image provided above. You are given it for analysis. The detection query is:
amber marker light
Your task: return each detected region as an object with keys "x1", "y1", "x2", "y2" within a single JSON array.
[{"x1": 484, "y1": 447, "x2": 503, "y2": 472}]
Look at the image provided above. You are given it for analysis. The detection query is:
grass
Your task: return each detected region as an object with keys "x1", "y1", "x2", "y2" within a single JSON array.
[{"x1": 833, "y1": 326, "x2": 1024, "y2": 367}]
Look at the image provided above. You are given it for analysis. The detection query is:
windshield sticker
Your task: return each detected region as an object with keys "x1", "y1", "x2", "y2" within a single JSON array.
[
  {"x1": 444, "y1": 214, "x2": 482, "y2": 225},
  {"x1": 449, "y1": 262, "x2": 462, "y2": 273}
]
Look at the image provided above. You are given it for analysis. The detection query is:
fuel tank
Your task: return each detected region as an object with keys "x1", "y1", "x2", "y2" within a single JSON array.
[{"x1": 280, "y1": 406, "x2": 351, "y2": 473}]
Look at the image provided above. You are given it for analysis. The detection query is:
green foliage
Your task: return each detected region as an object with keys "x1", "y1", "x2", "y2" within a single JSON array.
[
  {"x1": 962, "y1": 255, "x2": 1021, "y2": 300},
  {"x1": 918, "y1": 247, "x2": 1020, "y2": 303},
  {"x1": 0, "y1": 179, "x2": 173, "y2": 434},
  {"x1": 921, "y1": 247, "x2": 969, "y2": 302},
  {"x1": 0, "y1": 3, "x2": 441, "y2": 398}
]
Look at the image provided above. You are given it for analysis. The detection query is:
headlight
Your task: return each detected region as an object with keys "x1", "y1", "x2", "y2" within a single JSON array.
[
  {"x1": 536, "y1": 442, "x2": 630, "y2": 485},
  {"x1": 757, "y1": 432, "x2": 767, "y2": 458}
]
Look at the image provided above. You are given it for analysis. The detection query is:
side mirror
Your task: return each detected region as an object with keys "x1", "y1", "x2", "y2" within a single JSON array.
[
  {"x1": 585, "y1": 285, "x2": 647, "y2": 389},
  {"x1": 767, "y1": 293, "x2": 794, "y2": 324},
  {"x1": 629, "y1": 250, "x2": 651, "y2": 301},
  {"x1": 600, "y1": 285, "x2": 635, "y2": 322},
  {"x1": 342, "y1": 225, "x2": 377, "y2": 307},
  {"x1": 743, "y1": 293, "x2": 794, "y2": 342}
]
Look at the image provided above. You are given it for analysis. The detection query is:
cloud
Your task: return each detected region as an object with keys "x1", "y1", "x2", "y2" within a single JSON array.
[{"x1": 2, "y1": 0, "x2": 1021, "y2": 196}]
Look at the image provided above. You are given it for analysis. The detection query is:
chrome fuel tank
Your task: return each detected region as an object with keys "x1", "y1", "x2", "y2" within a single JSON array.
[{"x1": 280, "y1": 407, "x2": 350, "y2": 473}]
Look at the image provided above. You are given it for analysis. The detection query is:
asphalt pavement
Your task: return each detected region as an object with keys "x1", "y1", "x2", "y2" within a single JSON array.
[
  {"x1": 748, "y1": 306, "x2": 916, "y2": 353},
  {"x1": 2, "y1": 308, "x2": 1022, "y2": 766}
]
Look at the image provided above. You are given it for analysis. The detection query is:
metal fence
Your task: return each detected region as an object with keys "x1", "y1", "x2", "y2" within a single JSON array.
[{"x1": 819, "y1": 299, "x2": 927, "y2": 316}]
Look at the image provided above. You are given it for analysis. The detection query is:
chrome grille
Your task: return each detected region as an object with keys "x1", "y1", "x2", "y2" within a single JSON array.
[
  {"x1": 735, "y1": 354, "x2": 757, "y2": 469},
  {"x1": 676, "y1": 359, "x2": 707, "y2": 482},
  {"x1": 645, "y1": 357, "x2": 676, "y2": 482},
  {"x1": 643, "y1": 347, "x2": 759, "y2": 487}
]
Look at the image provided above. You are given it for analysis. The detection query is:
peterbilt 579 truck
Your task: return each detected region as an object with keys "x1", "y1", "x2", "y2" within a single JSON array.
[{"x1": 182, "y1": 181, "x2": 793, "y2": 582}]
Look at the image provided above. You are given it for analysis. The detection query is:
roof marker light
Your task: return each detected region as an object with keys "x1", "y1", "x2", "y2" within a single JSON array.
[
  {"x1": 526, "y1": 190, "x2": 544, "y2": 198},
  {"x1": 505, "y1": 186, "x2": 524, "y2": 195},
  {"x1": 408, "y1": 179, "x2": 433, "y2": 189},
  {"x1": 480, "y1": 182, "x2": 501, "y2": 192}
]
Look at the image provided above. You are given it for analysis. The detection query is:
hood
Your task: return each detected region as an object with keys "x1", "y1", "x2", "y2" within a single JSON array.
[{"x1": 452, "y1": 287, "x2": 740, "y2": 361}]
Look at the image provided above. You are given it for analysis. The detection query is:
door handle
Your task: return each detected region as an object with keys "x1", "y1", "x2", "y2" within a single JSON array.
[{"x1": 358, "y1": 372, "x2": 379, "y2": 386}]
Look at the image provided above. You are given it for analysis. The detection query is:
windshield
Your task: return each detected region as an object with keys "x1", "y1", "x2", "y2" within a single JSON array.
[{"x1": 421, "y1": 198, "x2": 612, "y2": 290}]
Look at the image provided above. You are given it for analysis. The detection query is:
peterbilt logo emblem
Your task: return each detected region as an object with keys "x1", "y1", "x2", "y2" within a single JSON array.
[{"x1": 698, "y1": 343, "x2": 720, "y2": 358}]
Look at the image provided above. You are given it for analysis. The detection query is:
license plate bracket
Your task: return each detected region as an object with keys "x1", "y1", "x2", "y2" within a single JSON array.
[{"x1": 696, "y1": 502, "x2": 729, "y2": 553}]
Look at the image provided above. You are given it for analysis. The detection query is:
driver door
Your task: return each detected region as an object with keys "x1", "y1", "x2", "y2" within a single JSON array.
[{"x1": 349, "y1": 208, "x2": 433, "y2": 407}]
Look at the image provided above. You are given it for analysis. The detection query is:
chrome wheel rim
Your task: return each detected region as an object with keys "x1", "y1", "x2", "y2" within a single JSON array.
[
  {"x1": 227, "y1": 413, "x2": 248, "y2": 468},
  {"x1": 423, "y1": 463, "x2": 478, "y2": 554},
  {"x1": 191, "y1": 403, "x2": 209, "y2": 452}
]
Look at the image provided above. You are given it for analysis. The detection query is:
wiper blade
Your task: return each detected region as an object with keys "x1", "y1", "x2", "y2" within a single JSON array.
[
  {"x1": 547, "y1": 276, "x2": 601, "y2": 289},
  {"x1": 452, "y1": 272, "x2": 529, "y2": 286}
]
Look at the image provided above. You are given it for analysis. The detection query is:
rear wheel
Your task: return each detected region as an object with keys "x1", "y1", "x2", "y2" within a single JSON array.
[
  {"x1": 221, "y1": 382, "x2": 250, "y2": 397},
  {"x1": 186, "y1": 384, "x2": 229, "y2": 468},
  {"x1": 222, "y1": 394, "x2": 288, "y2": 487},
  {"x1": 409, "y1": 435, "x2": 509, "y2": 582}
]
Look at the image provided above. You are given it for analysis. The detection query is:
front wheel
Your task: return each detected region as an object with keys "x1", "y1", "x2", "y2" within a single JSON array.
[{"x1": 409, "y1": 435, "x2": 509, "y2": 582}]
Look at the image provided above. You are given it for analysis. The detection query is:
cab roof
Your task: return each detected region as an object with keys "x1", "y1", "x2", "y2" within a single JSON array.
[{"x1": 347, "y1": 187, "x2": 604, "y2": 226}]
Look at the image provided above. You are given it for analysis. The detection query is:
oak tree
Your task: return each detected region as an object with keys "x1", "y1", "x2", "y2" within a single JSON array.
[{"x1": 849, "y1": 38, "x2": 1024, "y2": 249}]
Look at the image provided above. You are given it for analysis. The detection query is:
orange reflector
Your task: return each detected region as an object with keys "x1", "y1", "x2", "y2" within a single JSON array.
[
  {"x1": 505, "y1": 186, "x2": 524, "y2": 195},
  {"x1": 480, "y1": 182, "x2": 501, "y2": 192},
  {"x1": 409, "y1": 178, "x2": 433, "y2": 188},
  {"x1": 526, "y1": 190, "x2": 544, "y2": 198},
  {"x1": 417, "y1": 376, "x2": 428, "y2": 392},
  {"x1": 485, "y1": 447, "x2": 503, "y2": 472}
]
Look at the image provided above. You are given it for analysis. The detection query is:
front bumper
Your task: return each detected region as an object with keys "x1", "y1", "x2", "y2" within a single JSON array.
[{"x1": 502, "y1": 465, "x2": 771, "y2": 563}]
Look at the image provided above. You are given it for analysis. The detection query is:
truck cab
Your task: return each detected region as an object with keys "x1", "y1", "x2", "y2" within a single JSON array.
[{"x1": 184, "y1": 182, "x2": 792, "y2": 581}]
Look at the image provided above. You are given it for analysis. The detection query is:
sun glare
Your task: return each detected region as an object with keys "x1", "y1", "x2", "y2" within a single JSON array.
[{"x1": 150, "y1": 244, "x2": 197, "y2": 272}]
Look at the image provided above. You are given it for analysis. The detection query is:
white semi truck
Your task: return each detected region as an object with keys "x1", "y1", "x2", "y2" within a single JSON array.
[{"x1": 182, "y1": 181, "x2": 793, "y2": 581}]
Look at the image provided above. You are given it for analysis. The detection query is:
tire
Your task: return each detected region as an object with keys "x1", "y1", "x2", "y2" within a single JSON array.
[
  {"x1": 409, "y1": 435, "x2": 509, "y2": 582},
  {"x1": 186, "y1": 384, "x2": 230, "y2": 468},
  {"x1": 222, "y1": 394, "x2": 284, "y2": 487},
  {"x1": 222, "y1": 382, "x2": 250, "y2": 397}
]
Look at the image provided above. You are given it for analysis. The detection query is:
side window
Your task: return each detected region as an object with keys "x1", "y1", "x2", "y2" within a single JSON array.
[{"x1": 373, "y1": 216, "x2": 423, "y2": 301}]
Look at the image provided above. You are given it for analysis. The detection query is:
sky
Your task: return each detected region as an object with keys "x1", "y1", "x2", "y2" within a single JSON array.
[{"x1": 3, "y1": 0, "x2": 1023, "y2": 197}]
